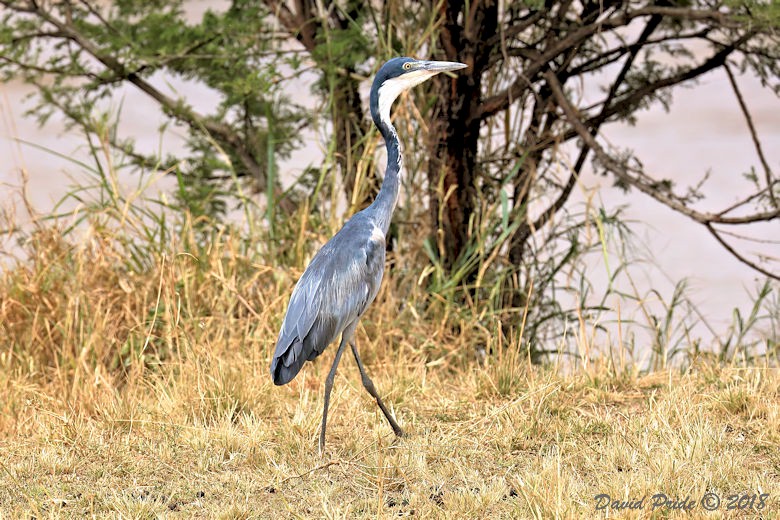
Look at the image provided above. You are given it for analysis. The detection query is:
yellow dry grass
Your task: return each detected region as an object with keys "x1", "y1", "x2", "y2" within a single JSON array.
[{"x1": 1, "y1": 222, "x2": 778, "y2": 519}]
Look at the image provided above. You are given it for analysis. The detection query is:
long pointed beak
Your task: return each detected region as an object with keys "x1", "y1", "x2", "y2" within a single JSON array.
[{"x1": 420, "y1": 60, "x2": 468, "y2": 73}]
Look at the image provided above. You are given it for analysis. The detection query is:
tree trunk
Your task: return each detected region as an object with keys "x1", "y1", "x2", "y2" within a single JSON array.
[{"x1": 427, "y1": 0, "x2": 497, "y2": 269}]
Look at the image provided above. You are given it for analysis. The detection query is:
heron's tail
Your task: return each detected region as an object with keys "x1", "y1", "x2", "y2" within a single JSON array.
[{"x1": 270, "y1": 338, "x2": 306, "y2": 385}]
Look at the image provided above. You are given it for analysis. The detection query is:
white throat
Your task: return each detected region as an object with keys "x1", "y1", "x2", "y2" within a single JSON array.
[{"x1": 376, "y1": 69, "x2": 436, "y2": 125}]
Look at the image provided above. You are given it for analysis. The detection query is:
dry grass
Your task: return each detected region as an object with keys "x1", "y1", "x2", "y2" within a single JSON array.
[{"x1": 1, "y1": 221, "x2": 779, "y2": 519}]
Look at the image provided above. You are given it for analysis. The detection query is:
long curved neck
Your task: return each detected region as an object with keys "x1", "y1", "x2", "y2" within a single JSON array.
[{"x1": 367, "y1": 86, "x2": 403, "y2": 235}]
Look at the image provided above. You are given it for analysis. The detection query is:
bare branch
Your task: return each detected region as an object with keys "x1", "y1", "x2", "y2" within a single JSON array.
[
  {"x1": 717, "y1": 187, "x2": 776, "y2": 217},
  {"x1": 478, "y1": 6, "x2": 740, "y2": 120},
  {"x1": 529, "y1": 15, "x2": 664, "y2": 234},
  {"x1": 546, "y1": 70, "x2": 778, "y2": 225},
  {"x1": 483, "y1": 10, "x2": 545, "y2": 49},
  {"x1": 573, "y1": 31, "x2": 756, "y2": 141},
  {"x1": 706, "y1": 224, "x2": 779, "y2": 281},
  {"x1": 567, "y1": 29, "x2": 712, "y2": 77},
  {"x1": 545, "y1": 69, "x2": 779, "y2": 279},
  {"x1": 724, "y1": 62, "x2": 778, "y2": 210}
]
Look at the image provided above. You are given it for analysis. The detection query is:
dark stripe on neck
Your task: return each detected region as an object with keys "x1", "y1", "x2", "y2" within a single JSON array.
[{"x1": 369, "y1": 119, "x2": 401, "y2": 234}]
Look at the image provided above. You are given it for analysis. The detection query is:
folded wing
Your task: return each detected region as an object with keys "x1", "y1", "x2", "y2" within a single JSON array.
[{"x1": 270, "y1": 218, "x2": 386, "y2": 385}]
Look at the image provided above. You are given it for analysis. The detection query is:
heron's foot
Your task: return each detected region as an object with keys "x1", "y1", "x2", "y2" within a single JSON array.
[{"x1": 382, "y1": 408, "x2": 404, "y2": 438}]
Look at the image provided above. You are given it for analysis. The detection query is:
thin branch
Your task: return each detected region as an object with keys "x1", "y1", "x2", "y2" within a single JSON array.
[
  {"x1": 483, "y1": 10, "x2": 546, "y2": 49},
  {"x1": 724, "y1": 62, "x2": 778, "y2": 210},
  {"x1": 716, "y1": 228, "x2": 780, "y2": 245},
  {"x1": 529, "y1": 15, "x2": 663, "y2": 234},
  {"x1": 477, "y1": 6, "x2": 739, "y2": 120},
  {"x1": 24, "y1": 75, "x2": 184, "y2": 178},
  {"x1": 717, "y1": 186, "x2": 777, "y2": 217},
  {"x1": 568, "y1": 31, "x2": 757, "y2": 144},
  {"x1": 139, "y1": 35, "x2": 220, "y2": 72},
  {"x1": 706, "y1": 224, "x2": 779, "y2": 281},
  {"x1": 567, "y1": 29, "x2": 712, "y2": 77},
  {"x1": 546, "y1": 69, "x2": 778, "y2": 225},
  {"x1": 545, "y1": 69, "x2": 779, "y2": 280}
]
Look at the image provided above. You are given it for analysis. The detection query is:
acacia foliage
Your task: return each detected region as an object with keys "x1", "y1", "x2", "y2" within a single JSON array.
[{"x1": 0, "y1": 0, "x2": 305, "y2": 217}]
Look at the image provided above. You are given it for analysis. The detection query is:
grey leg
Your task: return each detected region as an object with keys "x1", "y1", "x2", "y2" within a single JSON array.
[
  {"x1": 319, "y1": 336, "x2": 348, "y2": 454},
  {"x1": 350, "y1": 342, "x2": 404, "y2": 438}
]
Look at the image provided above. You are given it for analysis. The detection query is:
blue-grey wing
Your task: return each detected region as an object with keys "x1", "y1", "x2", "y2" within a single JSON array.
[{"x1": 270, "y1": 219, "x2": 386, "y2": 385}]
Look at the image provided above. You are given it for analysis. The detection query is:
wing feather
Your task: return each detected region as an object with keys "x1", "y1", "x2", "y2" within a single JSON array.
[{"x1": 270, "y1": 216, "x2": 386, "y2": 385}]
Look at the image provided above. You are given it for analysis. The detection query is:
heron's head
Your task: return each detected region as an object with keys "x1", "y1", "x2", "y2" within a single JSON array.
[{"x1": 370, "y1": 57, "x2": 467, "y2": 127}]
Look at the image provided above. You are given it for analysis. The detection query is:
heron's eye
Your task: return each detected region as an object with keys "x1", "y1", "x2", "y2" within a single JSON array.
[{"x1": 403, "y1": 62, "x2": 412, "y2": 70}]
